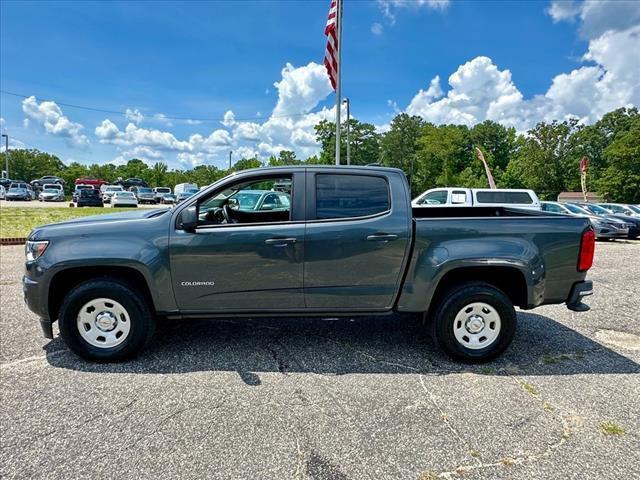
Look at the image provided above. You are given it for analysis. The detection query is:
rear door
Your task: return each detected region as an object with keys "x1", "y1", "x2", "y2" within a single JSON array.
[{"x1": 303, "y1": 170, "x2": 411, "y2": 310}]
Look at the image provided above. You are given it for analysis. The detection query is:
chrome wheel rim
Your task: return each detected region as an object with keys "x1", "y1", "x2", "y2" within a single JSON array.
[
  {"x1": 76, "y1": 298, "x2": 131, "y2": 348},
  {"x1": 453, "y1": 302, "x2": 501, "y2": 350}
]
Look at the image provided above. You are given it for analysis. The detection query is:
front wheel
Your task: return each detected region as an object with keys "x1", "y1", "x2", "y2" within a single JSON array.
[
  {"x1": 430, "y1": 282, "x2": 516, "y2": 363},
  {"x1": 58, "y1": 279, "x2": 156, "y2": 361}
]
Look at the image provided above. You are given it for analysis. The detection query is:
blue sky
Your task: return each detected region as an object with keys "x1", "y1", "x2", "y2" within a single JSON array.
[{"x1": 1, "y1": 0, "x2": 638, "y2": 169}]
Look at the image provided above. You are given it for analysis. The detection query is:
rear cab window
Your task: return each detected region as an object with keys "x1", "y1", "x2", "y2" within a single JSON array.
[{"x1": 314, "y1": 174, "x2": 390, "y2": 220}]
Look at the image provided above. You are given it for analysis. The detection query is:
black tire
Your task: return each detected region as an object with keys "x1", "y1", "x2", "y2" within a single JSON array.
[
  {"x1": 429, "y1": 281, "x2": 517, "y2": 363},
  {"x1": 58, "y1": 279, "x2": 155, "y2": 362}
]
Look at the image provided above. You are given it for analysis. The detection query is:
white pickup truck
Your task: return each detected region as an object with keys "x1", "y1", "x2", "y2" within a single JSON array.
[{"x1": 412, "y1": 188, "x2": 541, "y2": 210}]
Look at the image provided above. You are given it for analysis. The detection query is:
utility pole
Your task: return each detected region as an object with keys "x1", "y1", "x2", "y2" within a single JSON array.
[
  {"x1": 229, "y1": 150, "x2": 232, "y2": 170},
  {"x1": 1, "y1": 134, "x2": 8, "y2": 179},
  {"x1": 343, "y1": 98, "x2": 350, "y2": 165}
]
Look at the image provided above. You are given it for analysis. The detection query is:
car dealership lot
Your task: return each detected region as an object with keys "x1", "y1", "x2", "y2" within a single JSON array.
[
  {"x1": 0, "y1": 199, "x2": 168, "y2": 209},
  {"x1": 1, "y1": 242, "x2": 639, "y2": 479}
]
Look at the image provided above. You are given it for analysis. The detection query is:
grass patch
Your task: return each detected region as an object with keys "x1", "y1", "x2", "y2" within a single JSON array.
[
  {"x1": 521, "y1": 381, "x2": 538, "y2": 396},
  {"x1": 600, "y1": 421, "x2": 626, "y2": 436},
  {"x1": 0, "y1": 207, "x2": 137, "y2": 238}
]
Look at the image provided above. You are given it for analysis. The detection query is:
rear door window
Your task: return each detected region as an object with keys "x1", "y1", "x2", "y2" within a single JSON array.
[
  {"x1": 476, "y1": 191, "x2": 533, "y2": 204},
  {"x1": 315, "y1": 174, "x2": 389, "y2": 220}
]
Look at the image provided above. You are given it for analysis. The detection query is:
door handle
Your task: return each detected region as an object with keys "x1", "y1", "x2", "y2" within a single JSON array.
[
  {"x1": 265, "y1": 237, "x2": 297, "y2": 247},
  {"x1": 366, "y1": 233, "x2": 399, "y2": 242}
]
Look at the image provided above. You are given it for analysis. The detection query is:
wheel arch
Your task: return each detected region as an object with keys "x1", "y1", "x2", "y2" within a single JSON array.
[
  {"x1": 48, "y1": 265, "x2": 155, "y2": 321},
  {"x1": 425, "y1": 265, "x2": 529, "y2": 319}
]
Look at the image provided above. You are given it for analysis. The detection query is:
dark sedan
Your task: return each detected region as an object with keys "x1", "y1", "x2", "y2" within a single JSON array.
[
  {"x1": 579, "y1": 203, "x2": 640, "y2": 239},
  {"x1": 76, "y1": 188, "x2": 104, "y2": 207}
]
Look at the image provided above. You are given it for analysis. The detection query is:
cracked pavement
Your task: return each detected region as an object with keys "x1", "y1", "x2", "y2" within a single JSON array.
[{"x1": 1, "y1": 241, "x2": 639, "y2": 479}]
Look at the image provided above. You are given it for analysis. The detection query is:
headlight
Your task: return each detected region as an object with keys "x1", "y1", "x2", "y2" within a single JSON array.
[{"x1": 25, "y1": 240, "x2": 49, "y2": 261}]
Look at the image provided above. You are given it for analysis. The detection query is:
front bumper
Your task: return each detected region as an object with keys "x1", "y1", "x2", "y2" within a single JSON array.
[{"x1": 566, "y1": 280, "x2": 593, "y2": 312}]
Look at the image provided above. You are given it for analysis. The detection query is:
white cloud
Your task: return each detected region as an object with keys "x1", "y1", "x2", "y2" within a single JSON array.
[
  {"x1": 22, "y1": 96, "x2": 89, "y2": 146},
  {"x1": 371, "y1": 22, "x2": 384, "y2": 35},
  {"x1": 125, "y1": 108, "x2": 144, "y2": 124},
  {"x1": 272, "y1": 62, "x2": 332, "y2": 116},
  {"x1": 222, "y1": 110, "x2": 236, "y2": 127},
  {"x1": 405, "y1": 21, "x2": 640, "y2": 132},
  {"x1": 548, "y1": 0, "x2": 640, "y2": 38},
  {"x1": 379, "y1": 0, "x2": 450, "y2": 23}
]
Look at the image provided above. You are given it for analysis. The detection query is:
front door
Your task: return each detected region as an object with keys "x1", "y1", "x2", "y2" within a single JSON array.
[
  {"x1": 303, "y1": 171, "x2": 411, "y2": 310},
  {"x1": 170, "y1": 172, "x2": 305, "y2": 312}
]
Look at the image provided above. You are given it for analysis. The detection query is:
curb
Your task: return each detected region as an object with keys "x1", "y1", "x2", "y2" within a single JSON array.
[{"x1": 0, "y1": 238, "x2": 27, "y2": 246}]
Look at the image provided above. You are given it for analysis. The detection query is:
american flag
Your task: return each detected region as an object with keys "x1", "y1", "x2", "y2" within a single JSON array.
[{"x1": 324, "y1": 0, "x2": 339, "y2": 91}]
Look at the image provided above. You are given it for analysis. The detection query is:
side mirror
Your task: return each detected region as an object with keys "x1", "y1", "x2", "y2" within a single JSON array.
[{"x1": 179, "y1": 205, "x2": 198, "y2": 231}]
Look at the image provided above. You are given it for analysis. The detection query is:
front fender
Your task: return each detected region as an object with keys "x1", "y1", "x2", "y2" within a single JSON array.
[{"x1": 27, "y1": 235, "x2": 175, "y2": 317}]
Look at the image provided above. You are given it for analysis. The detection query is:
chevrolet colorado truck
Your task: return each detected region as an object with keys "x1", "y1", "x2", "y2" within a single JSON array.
[{"x1": 23, "y1": 166, "x2": 595, "y2": 363}]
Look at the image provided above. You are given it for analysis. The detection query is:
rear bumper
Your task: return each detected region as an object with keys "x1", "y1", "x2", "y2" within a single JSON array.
[{"x1": 566, "y1": 280, "x2": 593, "y2": 312}]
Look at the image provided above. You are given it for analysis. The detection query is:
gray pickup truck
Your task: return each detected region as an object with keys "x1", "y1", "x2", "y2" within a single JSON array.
[{"x1": 23, "y1": 166, "x2": 595, "y2": 363}]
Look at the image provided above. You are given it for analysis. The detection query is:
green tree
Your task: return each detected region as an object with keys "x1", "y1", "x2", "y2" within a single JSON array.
[
  {"x1": 0, "y1": 149, "x2": 66, "y2": 184},
  {"x1": 231, "y1": 157, "x2": 262, "y2": 172},
  {"x1": 151, "y1": 162, "x2": 168, "y2": 187},
  {"x1": 268, "y1": 150, "x2": 300, "y2": 166},
  {"x1": 315, "y1": 119, "x2": 380, "y2": 165},
  {"x1": 379, "y1": 114, "x2": 424, "y2": 180}
]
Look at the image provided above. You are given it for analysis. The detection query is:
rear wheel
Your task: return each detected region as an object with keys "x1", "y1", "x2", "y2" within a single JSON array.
[
  {"x1": 58, "y1": 279, "x2": 155, "y2": 361},
  {"x1": 430, "y1": 282, "x2": 516, "y2": 363}
]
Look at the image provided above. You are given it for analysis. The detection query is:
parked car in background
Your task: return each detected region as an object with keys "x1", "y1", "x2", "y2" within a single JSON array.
[
  {"x1": 578, "y1": 203, "x2": 640, "y2": 239},
  {"x1": 153, "y1": 187, "x2": 172, "y2": 203},
  {"x1": 111, "y1": 191, "x2": 138, "y2": 208},
  {"x1": 39, "y1": 187, "x2": 65, "y2": 202},
  {"x1": 31, "y1": 175, "x2": 66, "y2": 189},
  {"x1": 541, "y1": 202, "x2": 628, "y2": 240},
  {"x1": 75, "y1": 177, "x2": 107, "y2": 189},
  {"x1": 228, "y1": 190, "x2": 291, "y2": 211},
  {"x1": 627, "y1": 205, "x2": 640, "y2": 215},
  {"x1": 76, "y1": 188, "x2": 104, "y2": 207},
  {"x1": 117, "y1": 177, "x2": 148, "y2": 189},
  {"x1": 0, "y1": 178, "x2": 13, "y2": 189},
  {"x1": 130, "y1": 186, "x2": 155, "y2": 204},
  {"x1": 599, "y1": 203, "x2": 640, "y2": 218},
  {"x1": 6, "y1": 186, "x2": 31, "y2": 201},
  {"x1": 72, "y1": 184, "x2": 95, "y2": 202},
  {"x1": 101, "y1": 185, "x2": 124, "y2": 203},
  {"x1": 161, "y1": 193, "x2": 176, "y2": 204},
  {"x1": 6, "y1": 182, "x2": 34, "y2": 201},
  {"x1": 174, "y1": 182, "x2": 198, "y2": 195},
  {"x1": 0, "y1": 185, "x2": 6, "y2": 200},
  {"x1": 176, "y1": 189, "x2": 198, "y2": 203},
  {"x1": 412, "y1": 188, "x2": 541, "y2": 210}
]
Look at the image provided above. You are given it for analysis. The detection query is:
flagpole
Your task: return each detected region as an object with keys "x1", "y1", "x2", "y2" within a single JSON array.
[{"x1": 334, "y1": 0, "x2": 342, "y2": 166}]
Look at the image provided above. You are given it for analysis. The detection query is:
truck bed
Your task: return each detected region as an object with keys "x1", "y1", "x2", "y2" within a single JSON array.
[{"x1": 398, "y1": 207, "x2": 590, "y2": 312}]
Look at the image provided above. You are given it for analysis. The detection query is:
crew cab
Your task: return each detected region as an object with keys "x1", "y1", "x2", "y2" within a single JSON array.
[{"x1": 23, "y1": 166, "x2": 594, "y2": 363}]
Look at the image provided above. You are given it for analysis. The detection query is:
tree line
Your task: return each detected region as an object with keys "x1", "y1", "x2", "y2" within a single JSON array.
[{"x1": 1, "y1": 107, "x2": 638, "y2": 202}]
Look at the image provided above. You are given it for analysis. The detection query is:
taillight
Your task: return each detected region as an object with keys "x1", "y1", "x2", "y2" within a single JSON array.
[{"x1": 578, "y1": 229, "x2": 595, "y2": 271}]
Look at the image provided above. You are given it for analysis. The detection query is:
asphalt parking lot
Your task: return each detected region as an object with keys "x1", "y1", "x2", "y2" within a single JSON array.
[{"x1": 1, "y1": 241, "x2": 639, "y2": 479}]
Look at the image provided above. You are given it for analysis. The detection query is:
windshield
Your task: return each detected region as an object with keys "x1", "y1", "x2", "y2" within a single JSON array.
[
  {"x1": 80, "y1": 189, "x2": 99, "y2": 197},
  {"x1": 43, "y1": 189, "x2": 59, "y2": 193},
  {"x1": 156, "y1": 188, "x2": 171, "y2": 193},
  {"x1": 106, "y1": 186, "x2": 122, "y2": 192},
  {"x1": 564, "y1": 204, "x2": 589, "y2": 214},
  {"x1": 628, "y1": 205, "x2": 640, "y2": 214},
  {"x1": 583, "y1": 204, "x2": 609, "y2": 215},
  {"x1": 117, "y1": 192, "x2": 134, "y2": 197},
  {"x1": 139, "y1": 188, "x2": 153, "y2": 193}
]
